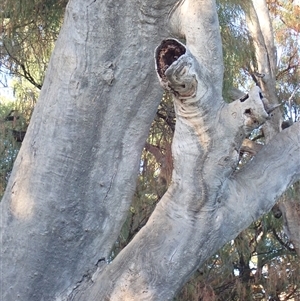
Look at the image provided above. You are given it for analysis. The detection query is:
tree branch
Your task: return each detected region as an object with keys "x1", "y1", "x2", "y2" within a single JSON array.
[
  {"x1": 168, "y1": 0, "x2": 224, "y2": 98},
  {"x1": 3, "y1": 42, "x2": 42, "y2": 89},
  {"x1": 271, "y1": 228, "x2": 295, "y2": 253},
  {"x1": 72, "y1": 33, "x2": 289, "y2": 301},
  {"x1": 223, "y1": 122, "x2": 300, "y2": 238}
]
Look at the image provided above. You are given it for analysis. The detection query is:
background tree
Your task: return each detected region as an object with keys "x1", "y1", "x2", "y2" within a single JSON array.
[
  {"x1": 0, "y1": 0, "x2": 299, "y2": 300},
  {"x1": 0, "y1": 0, "x2": 67, "y2": 88},
  {"x1": 0, "y1": 0, "x2": 66, "y2": 198}
]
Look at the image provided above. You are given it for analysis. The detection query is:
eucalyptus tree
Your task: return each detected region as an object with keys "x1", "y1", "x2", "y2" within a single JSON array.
[{"x1": 0, "y1": 0, "x2": 299, "y2": 300}]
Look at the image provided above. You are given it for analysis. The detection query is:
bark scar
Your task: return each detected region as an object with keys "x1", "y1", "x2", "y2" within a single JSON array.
[{"x1": 103, "y1": 170, "x2": 117, "y2": 202}]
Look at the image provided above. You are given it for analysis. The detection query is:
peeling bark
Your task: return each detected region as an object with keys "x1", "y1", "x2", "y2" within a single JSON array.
[{"x1": 240, "y1": 138, "x2": 263, "y2": 156}]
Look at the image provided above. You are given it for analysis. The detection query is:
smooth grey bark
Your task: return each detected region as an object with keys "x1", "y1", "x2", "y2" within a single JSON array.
[
  {"x1": 72, "y1": 44, "x2": 300, "y2": 297},
  {"x1": 1, "y1": 0, "x2": 299, "y2": 300},
  {"x1": 71, "y1": 1, "x2": 300, "y2": 300},
  {"x1": 0, "y1": 0, "x2": 178, "y2": 300}
]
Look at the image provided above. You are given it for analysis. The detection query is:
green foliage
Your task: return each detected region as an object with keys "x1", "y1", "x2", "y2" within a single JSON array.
[
  {"x1": 217, "y1": 0, "x2": 256, "y2": 101},
  {"x1": 0, "y1": 97, "x2": 23, "y2": 198},
  {"x1": 175, "y1": 207, "x2": 299, "y2": 300},
  {"x1": 272, "y1": 0, "x2": 300, "y2": 123},
  {"x1": 0, "y1": 0, "x2": 67, "y2": 198},
  {"x1": 0, "y1": 79, "x2": 38, "y2": 199},
  {"x1": 0, "y1": 0, "x2": 67, "y2": 88}
]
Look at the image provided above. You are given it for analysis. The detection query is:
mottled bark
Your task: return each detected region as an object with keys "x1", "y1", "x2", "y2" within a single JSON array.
[
  {"x1": 71, "y1": 2, "x2": 299, "y2": 300},
  {"x1": 0, "y1": 0, "x2": 177, "y2": 300},
  {"x1": 1, "y1": 0, "x2": 299, "y2": 300}
]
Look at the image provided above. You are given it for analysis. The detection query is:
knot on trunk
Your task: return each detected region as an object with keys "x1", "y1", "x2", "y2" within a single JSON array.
[
  {"x1": 155, "y1": 39, "x2": 186, "y2": 81},
  {"x1": 155, "y1": 39, "x2": 198, "y2": 99}
]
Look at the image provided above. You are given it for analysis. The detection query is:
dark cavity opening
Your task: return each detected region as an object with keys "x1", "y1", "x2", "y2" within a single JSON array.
[
  {"x1": 156, "y1": 39, "x2": 186, "y2": 81},
  {"x1": 240, "y1": 94, "x2": 249, "y2": 102}
]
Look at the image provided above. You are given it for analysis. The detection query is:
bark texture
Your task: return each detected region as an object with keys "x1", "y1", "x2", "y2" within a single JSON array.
[
  {"x1": 70, "y1": 1, "x2": 300, "y2": 300},
  {"x1": 1, "y1": 0, "x2": 299, "y2": 300},
  {"x1": 0, "y1": 0, "x2": 177, "y2": 300},
  {"x1": 72, "y1": 44, "x2": 300, "y2": 298}
]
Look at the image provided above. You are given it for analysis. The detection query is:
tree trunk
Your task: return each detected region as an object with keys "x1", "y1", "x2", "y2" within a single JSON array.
[
  {"x1": 243, "y1": 0, "x2": 282, "y2": 143},
  {"x1": 0, "y1": 0, "x2": 177, "y2": 300},
  {"x1": 71, "y1": 1, "x2": 300, "y2": 300},
  {"x1": 1, "y1": 0, "x2": 299, "y2": 300}
]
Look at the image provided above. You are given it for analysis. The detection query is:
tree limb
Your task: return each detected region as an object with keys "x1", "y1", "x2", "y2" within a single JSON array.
[
  {"x1": 224, "y1": 122, "x2": 300, "y2": 236},
  {"x1": 71, "y1": 26, "x2": 298, "y2": 301}
]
